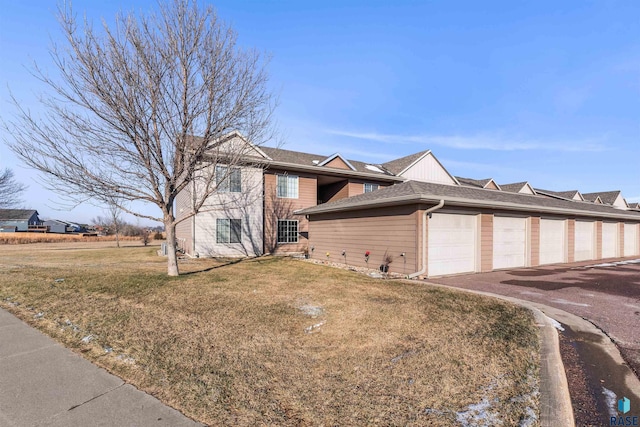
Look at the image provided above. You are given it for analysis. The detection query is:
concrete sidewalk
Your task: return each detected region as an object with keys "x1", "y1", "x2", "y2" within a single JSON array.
[{"x1": 0, "y1": 308, "x2": 203, "y2": 427}]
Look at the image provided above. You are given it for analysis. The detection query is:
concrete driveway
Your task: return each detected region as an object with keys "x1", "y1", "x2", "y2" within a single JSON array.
[{"x1": 429, "y1": 257, "x2": 640, "y2": 377}]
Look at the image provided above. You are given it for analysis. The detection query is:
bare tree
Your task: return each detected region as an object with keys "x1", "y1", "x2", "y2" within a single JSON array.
[
  {"x1": 0, "y1": 168, "x2": 27, "y2": 208},
  {"x1": 104, "y1": 196, "x2": 123, "y2": 248},
  {"x1": 3, "y1": 0, "x2": 275, "y2": 275}
]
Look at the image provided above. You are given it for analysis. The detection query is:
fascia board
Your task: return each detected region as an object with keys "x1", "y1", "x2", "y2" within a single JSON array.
[
  {"x1": 298, "y1": 194, "x2": 640, "y2": 221},
  {"x1": 266, "y1": 160, "x2": 404, "y2": 182}
]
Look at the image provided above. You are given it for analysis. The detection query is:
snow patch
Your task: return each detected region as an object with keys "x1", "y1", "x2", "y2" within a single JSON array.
[
  {"x1": 550, "y1": 318, "x2": 565, "y2": 331},
  {"x1": 456, "y1": 398, "x2": 501, "y2": 427},
  {"x1": 550, "y1": 298, "x2": 590, "y2": 307},
  {"x1": 519, "y1": 291, "x2": 543, "y2": 296},
  {"x1": 602, "y1": 387, "x2": 618, "y2": 418},
  {"x1": 365, "y1": 164, "x2": 384, "y2": 173}
]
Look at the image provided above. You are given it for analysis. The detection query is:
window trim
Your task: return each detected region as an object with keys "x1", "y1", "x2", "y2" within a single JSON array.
[
  {"x1": 276, "y1": 174, "x2": 299, "y2": 199},
  {"x1": 216, "y1": 218, "x2": 242, "y2": 244},
  {"x1": 277, "y1": 219, "x2": 299, "y2": 244},
  {"x1": 216, "y1": 165, "x2": 242, "y2": 193},
  {"x1": 364, "y1": 183, "x2": 379, "y2": 193}
]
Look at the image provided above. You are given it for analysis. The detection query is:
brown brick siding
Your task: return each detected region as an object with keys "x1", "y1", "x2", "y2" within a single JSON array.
[
  {"x1": 567, "y1": 219, "x2": 575, "y2": 262},
  {"x1": 264, "y1": 170, "x2": 317, "y2": 253},
  {"x1": 530, "y1": 216, "x2": 540, "y2": 267},
  {"x1": 595, "y1": 221, "x2": 602, "y2": 260},
  {"x1": 480, "y1": 214, "x2": 493, "y2": 272}
]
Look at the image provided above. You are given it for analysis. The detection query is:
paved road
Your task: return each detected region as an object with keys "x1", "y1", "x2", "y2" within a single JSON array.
[
  {"x1": 0, "y1": 308, "x2": 203, "y2": 427},
  {"x1": 429, "y1": 257, "x2": 640, "y2": 376}
]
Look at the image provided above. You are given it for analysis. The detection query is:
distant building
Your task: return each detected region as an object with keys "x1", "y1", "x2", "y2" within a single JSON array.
[
  {"x1": 42, "y1": 219, "x2": 68, "y2": 234},
  {"x1": 0, "y1": 209, "x2": 42, "y2": 232}
]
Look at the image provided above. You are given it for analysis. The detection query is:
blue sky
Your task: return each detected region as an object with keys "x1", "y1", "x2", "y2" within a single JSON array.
[{"x1": 1, "y1": 1, "x2": 639, "y2": 224}]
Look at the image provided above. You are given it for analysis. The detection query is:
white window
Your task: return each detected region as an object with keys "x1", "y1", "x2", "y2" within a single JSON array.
[
  {"x1": 216, "y1": 219, "x2": 242, "y2": 243},
  {"x1": 277, "y1": 220, "x2": 298, "y2": 243},
  {"x1": 216, "y1": 165, "x2": 241, "y2": 193},
  {"x1": 364, "y1": 183, "x2": 379, "y2": 193},
  {"x1": 276, "y1": 174, "x2": 298, "y2": 198}
]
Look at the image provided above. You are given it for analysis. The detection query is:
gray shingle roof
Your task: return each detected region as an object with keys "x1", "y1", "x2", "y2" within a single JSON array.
[
  {"x1": 500, "y1": 182, "x2": 531, "y2": 193},
  {"x1": 381, "y1": 151, "x2": 430, "y2": 175},
  {"x1": 456, "y1": 177, "x2": 494, "y2": 189},
  {"x1": 582, "y1": 191, "x2": 621, "y2": 205},
  {"x1": 534, "y1": 189, "x2": 582, "y2": 200},
  {"x1": 260, "y1": 147, "x2": 393, "y2": 175},
  {"x1": 0, "y1": 209, "x2": 38, "y2": 221},
  {"x1": 297, "y1": 181, "x2": 640, "y2": 220}
]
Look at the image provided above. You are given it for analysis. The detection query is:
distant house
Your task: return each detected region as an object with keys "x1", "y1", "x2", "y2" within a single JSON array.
[
  {"x1": 0, "y1": 209, "x2": 41, "y2": 232},
  {"x1": 42, "y1": 219, "x2": 68, "y2": 234}
]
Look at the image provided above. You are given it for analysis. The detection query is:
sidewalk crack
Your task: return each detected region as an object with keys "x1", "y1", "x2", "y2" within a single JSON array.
[{"x1": 67, "y1": 382, "x2": 125, "y2": 411}]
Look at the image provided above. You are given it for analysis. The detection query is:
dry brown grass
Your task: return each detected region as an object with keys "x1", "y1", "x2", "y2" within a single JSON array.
[
  {"x1": 0, "y1": 232, "x2": 152, "y2": 245},
  {"x1": 0, "y1": 245, "x2": 540, "y2": 426}
]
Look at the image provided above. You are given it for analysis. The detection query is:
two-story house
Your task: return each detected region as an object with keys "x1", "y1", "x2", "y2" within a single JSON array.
[{"x1": 175, "y1": 132, "x2": 459, "y2": 257}]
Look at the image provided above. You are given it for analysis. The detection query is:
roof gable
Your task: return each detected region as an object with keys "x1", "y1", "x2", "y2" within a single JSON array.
[
  {"x1": 385, "y1": 151, "x2": 458, "y2": 185},
  {"x1": 0, "y1": 209, "x2": 39, "y2": 221},
  {"x1": 582, "y1": 191, "x2": 626, "y2": 207},
  {"x1": 318, "y1": 153, "x2": 356, "y2": 171},
  {"x1": 501, "y1": 182, "x2": 536, "y2": 195},
  {"x1": 457, "y1": 177, "x2": 501, "y2": 190}
]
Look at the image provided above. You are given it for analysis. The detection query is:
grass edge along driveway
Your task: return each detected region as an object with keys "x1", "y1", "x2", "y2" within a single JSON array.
[{"x1": 0, "y1": 244, "x2": 540, "y2": 426}]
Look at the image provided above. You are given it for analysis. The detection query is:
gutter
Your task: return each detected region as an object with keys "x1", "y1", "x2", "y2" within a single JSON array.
[
  {"x1": 407, "y1": 200, "x2": 445, "y2": 279},
  {"x1": 296, "y1": 194, "x2": 640, "y2": 222}
]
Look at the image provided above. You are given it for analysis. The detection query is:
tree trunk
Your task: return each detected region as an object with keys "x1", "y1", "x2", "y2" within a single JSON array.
[
  {"x1": 115, "y1": 230, "x2": 120, "y2": 248},
  {"x1": 165, "y1": 217, "x2": 180, "y2": 276}
]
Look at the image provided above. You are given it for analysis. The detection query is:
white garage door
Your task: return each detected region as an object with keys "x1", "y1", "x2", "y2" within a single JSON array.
[
  {"x1": 575, "y1": 221, "x2": 595, "y2": 261},
  {"x1": 624, "y1": 223, "x2": 639, "y2": 256},
  {"x1": 428, "y1": 213, "x2": 477, "y2": 276},
  {"x1": 540, "y1": 219, "x2": 566, "y2": 265},
  {"x1": 602, "y1": 222, "x2": 618, "y2": 259},
  {"x1": 493, "y1": 216, "x2": 527, "y2": 269}
]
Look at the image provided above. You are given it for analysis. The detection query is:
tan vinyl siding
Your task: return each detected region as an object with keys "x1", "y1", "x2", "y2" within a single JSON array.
[
  {"x1": 595, "y1": 221, "x2": 603, "y2": 259},
  {"x1": 530, "y1": 216, "x2": 540, "y2": 267},
  {"x1": 319, "y1": 180, "x2": 350, "y2": 203},
  {"x1": 264, "y1": 170, "x2": 317, "y2": 253},
  {"x1": 175, "y1": 186, "x2": 193, "y2": 255},
  {"x1": 480, "y1": 214, "x2": 493, "y2": 272},
  {"x1": 347, "y1": 180, "x2": 391, "y2": 196},
  {"x1": 485, "y1": 181, "x2": 499, "y2": 190},
  {"x1": 567, "y1": 219, "x2": 575, "y2": 262},
  {"x1": 324, "y1": 157, "x2": 351, "y2": 170},
  {"x1": 308, "y1": 205, "x2": 419, "y2": 275}
]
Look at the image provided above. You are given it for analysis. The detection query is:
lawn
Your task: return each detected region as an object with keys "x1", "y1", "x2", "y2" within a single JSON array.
[{"x1": 0, "y1": 242, "x2": 540, "y2": 426}]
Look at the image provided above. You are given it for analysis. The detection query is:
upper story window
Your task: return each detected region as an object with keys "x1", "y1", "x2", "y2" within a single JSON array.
[
  {"x1": 364, "y1": 183, "x2": 379, "y2": 193},
  {"x1": 276, "y1": 174, "x2": 299, "y2": 198},
  {"x1": 216, "y1": 165, "x2": 241, "y2": 193}
]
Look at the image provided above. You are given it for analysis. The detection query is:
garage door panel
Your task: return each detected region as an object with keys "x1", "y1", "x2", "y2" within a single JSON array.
[
  {"x1": 493, "y1": 216, "x2": 527, "y2": 269},
  {"x1": 602, "y1": 222, "x2": 618, "y2": 259},
  {"x1": 540, "y1": 219, "x2": 565, "y2": 265},
  {"x1": 575, "y1": 221, "x2": 595, "y2": 261},
  {"x1": 624, "y1": 224, "x2": 639, "y2": 256},
  {"x1": 428, "y1": 213, "x2": 477, "y2": 277}
]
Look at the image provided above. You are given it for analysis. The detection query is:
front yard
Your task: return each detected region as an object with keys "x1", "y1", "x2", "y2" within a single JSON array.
[{"x1": 0, "y1": 242, "x2": 539, "y2": 426}]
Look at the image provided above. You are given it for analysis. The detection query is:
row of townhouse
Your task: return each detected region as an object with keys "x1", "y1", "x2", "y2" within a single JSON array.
[{"x1": 175, "y1": 132, "x2": 640, "y2": 278}]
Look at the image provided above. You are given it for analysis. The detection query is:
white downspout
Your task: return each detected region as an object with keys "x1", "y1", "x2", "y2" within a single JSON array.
[{"x1": 408, "y1": 200, "x2": 445, "y2": 279}]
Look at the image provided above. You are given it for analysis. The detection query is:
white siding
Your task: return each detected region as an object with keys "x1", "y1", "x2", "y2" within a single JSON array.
[
  {"x1": 540, "y1": 219, "x2": 566, "y2": 265},
  {"x1": 613, "y1": 194, "x2": 628, "y2": 209},
  {"x1": 601, "y1": 222, "x2": 618, "y2": 259},
  {"x1": 400, "y1": 153, "x2": 457, "y2": 185},
  {"x1": 624, "y1": 223, "x2": 639, "y2": 256},
  {"x1": 575, "y1": 221, "x2": 595, "y2": 261},
  {"x1": 193, "y1": 166, "x2": 264, "y2": 257},
  {"x1": 493, "y1": 216, "x2": 527, "y2": 269},
  {"x1": 428, "y1": 213, "x2": 477, "y2": 276}
]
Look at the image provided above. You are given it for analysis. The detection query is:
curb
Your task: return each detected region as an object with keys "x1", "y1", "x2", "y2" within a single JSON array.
[{"x1": 420, "y1": 282, "x2": 575, "y2": 427}]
